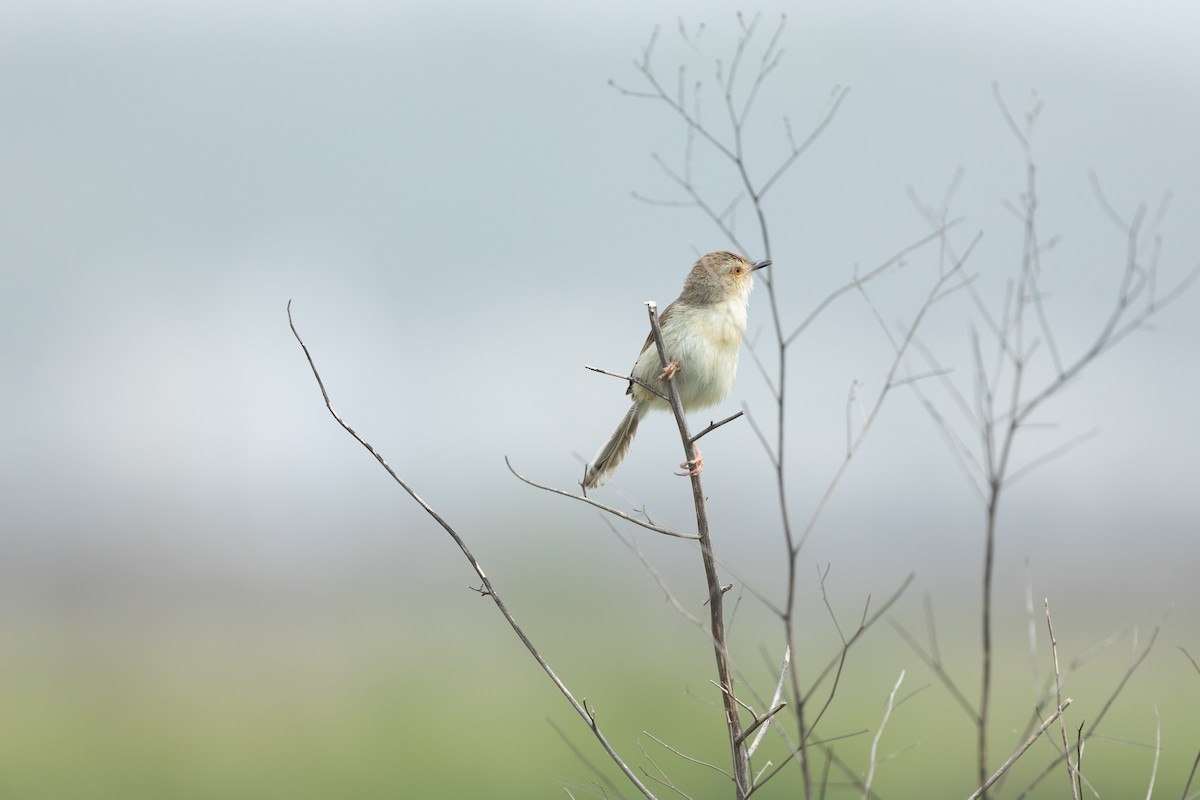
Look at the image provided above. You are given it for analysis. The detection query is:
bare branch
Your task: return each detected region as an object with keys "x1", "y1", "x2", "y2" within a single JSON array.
[
  {"x1": 797, "y1": 234, "x2": 980, "y2": 553},
  {"x1": 966, "y1": 699, "x2": 1072, "y2": 800},
  {"x1": 1016, "y1": 619, "x2": 1163, "y2": 799},
  {"x1": 637, "y1": 738, "x2": 696, "y2": 800},
  {"x1": 805, "y1": 574, "x2": 916, "y2": 728},
  {"x1": 1145, "y1": 706, "x2": 1161, "y2": 800},
  {"x1": 743, "y1": 698, "x2": 788, "y2": 754},
  {"x1": 585, "y1": 364, "x2": 671, "y2": 403},
  {"x1": 1005, "y1": 428, "x2": 1100, "y2": 487},
  {"x1": 1181, "y1": 748, "x2": 1200, "y2": 800},
  {"x1": 785, "y1": 223, "x2": 959, "y2": 346},
  {"x1": 1046, "y1": 599, "x2": 1082, "y2": 800},
  {"x1": 643, "y1": 731, "x2": 733, "y2": 780},
  {"x1": 862, "y1": 671, "x2": 905, "y2": 800},
  {"x1": 288, "y1": 302, "x2": 656, "y2": 799},
  {"x1": 604, "y1": 518, "x2": 703, "y2": 628},
  {"x1": 691, "y1": 411, "x2": 746, "y2": 444},
  {"x1": 889, "y1": 616, "x2": 979, "y2": 724},
  {"x1": 1180, "y1": 646, "x2": 1200, "y2": 677},
  {"x1": 740, "y1": 402, "x2": 778, "y2": 469},
  {"x1": 644, "y1": 301, "x2": 751, "y2": 797},
  {"x1": 759, "y1": 86, "x2": 851, "y2": 199},
  {"x1": 506, "y1": 458, "x2": 699, "y2": 540},
  {"x1": 550, "y1": 718, "x2": 633, "y2": 800}
]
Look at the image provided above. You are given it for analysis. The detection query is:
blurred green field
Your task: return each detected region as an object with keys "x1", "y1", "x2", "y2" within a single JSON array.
[{"x1": 2, "y1": 579, "x2": 1196, "y2": 800}]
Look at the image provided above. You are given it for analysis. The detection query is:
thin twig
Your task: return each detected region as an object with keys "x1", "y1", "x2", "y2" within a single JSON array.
[
  {"x1": 506, "y1": 458, "x2": 699, "y2": 540},
  {"x1": 692, "y1": 411, "x2": 746, "y2": 444},
  {"x1": 798, "y1": 235, "x2": 979, "y2": 553},
  {"x1": 287, "y1": 301, "x2": 656, "y2": 799},
  {"x1": 644, "y1": 731, "x2": 733, "y2": 780},
  {"x1": 889, "y1": 617, "x2": 979, "y2": 724},
  {"x1": 805, "y1": 574, "x2": 915, "y2": 738},
  {"x1": 1046, "y1": 599, "x2": 1081, "y2": 800},
  {"x1": 586, "y1": 364, "x2": 670, "y2": 402},
  {"x1": 739, "y1": 701, "x2": 788, "y2": 749},
  {"x1": 1016, "y1": 619, "x2": 1163, "y2": 799},
  {"x1": 1180, "y1": 646, "x2": 1200, "y2": 677},
  {"x1": 1180, "y1": 748, "x2": 1200, "y2": 800},
  {"x1": 1145, "y1": 706, "x2": 1161, "y2": 800},
  {"x1": 785, "y1": 224, "x2": 961, "y2": 346},
  {"x1": 861, "y1": 671, "x2": 905, "y2": 800},
  {"x1": 550, "y1": 718, "x2": 632, "y2": 800},
  {"x1": 966, "y1": 700, "x2": 1072, "y2": 800},
  {"x1": 605, "y1": 518, "x2": 703, "y2": 627}
]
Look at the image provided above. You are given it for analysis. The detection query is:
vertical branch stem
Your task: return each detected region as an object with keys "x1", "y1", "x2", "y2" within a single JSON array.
[{"x1": 645, "y1": 302, "x2": 751, "y2": 798}]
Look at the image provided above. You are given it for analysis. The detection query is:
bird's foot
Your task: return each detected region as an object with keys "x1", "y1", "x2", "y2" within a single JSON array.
[
  {"x1": 657, "y1": 360, "x2": 680, "y2": 382},
  {"x1": 676, "y1": 444, "x2": 703, "y2": 477}
]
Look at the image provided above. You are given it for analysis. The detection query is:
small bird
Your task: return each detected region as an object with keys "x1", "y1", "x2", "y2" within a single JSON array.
[{"x1": 582, "y1": 250, "x2": 770, "y2": 489}]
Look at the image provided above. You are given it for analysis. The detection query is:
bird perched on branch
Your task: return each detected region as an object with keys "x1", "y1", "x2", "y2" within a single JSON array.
[{"x1": 582, "y1": 250, "x2": 770, "y2": 489}]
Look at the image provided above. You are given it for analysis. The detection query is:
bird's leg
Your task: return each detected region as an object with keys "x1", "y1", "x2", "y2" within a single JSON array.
[
  {"x1": 657, "y1": 360, "x2": 680, "y2": 382},
  {"x1": 677, "y1": 443, "x2": 703, "y2": 477}
]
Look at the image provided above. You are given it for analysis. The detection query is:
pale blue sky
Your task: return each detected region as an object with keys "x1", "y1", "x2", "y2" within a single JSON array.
[{"x1": 3, "y1": 0, "x2": 1198, "y2": 621}]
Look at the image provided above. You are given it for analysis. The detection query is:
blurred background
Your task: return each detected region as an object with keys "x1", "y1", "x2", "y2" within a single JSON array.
[{"x1": 2, "y1": 0, "x2": 1198, "y2": 797}]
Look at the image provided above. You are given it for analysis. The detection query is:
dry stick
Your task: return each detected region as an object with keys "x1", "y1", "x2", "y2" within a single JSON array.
[
  {"x1": 805, "y1": 574, "x2": 915, "y2": 731},
  {"x1": 861, "y1": 671, "x2": 905, "y2": 800},
  {"x1": 1181, "y1": 749, "x2": 1200, "y2": 800},
  {"x1": 643, "y1": 300, "x2": 751, "y2": 799},
  {"x1": 636, "y1": 739, "x2": 694, "y2": 800},
  {"x1": 693, "y1": 411, "x2": 746, "y2": 443},
  {"x1": 643, "y1": 731, "x2": 732, "y2": 780},
  {"x1": 751, "y1": 738, "x2": 881, "y2": 800},
  {"x1": 506, "y1": 459, "x2": 699, "y2": 540},
  {"x1": 604, "y1": 518, "x2": 704, "y2": 628},
  {"x1": 287, "y1": 302, "x2": 657, "y2": 800},
  {"x1": 608, "y1": 516, "x2": 811, "y2": 797},
  {"x1": 1145, "y1": 706, "x2": 1161, "y2": 800},
  {"x1": 1180, "y1": 646, "x2": 1200, "y2": 800},
  {"x1": 603, "y1": 510, "x2": 805, "y2": 783},
  {"x1": 729, "y1": 578, "x2": 917, "y2": 793},
  {"x1": 1074, "y1": 723, "x2": 1086, "y2": 800},
  {"x1": 798, "y1": 238, "x2": 977, "y2": 558},
  {"x1": 1045, "y1": 599, "x2": 1082, "y2": 800},
  {"x1": 605, "y1": 516, "x2": 793, "y2": 774},
  {"x1": 966, "y1": 699, "x2": 1072, "y2": 800},
  {"x1": 888, "y1": 617, "x2": 979, "y2": 724},
  {"x1": 745, "y1": 648, "x2": 790, "y2": 757},
  {"x1": 1015, "y1": 621, "x2": 1162, "y2": 799},
  {"x1": 585, "y1": 364, "x2": 672, "y2": 403},
  {"x1": 740, "y1": 701, "x2": 788, "y2": 750},
  {"x1": 548, "y1": 718, "x2": 632, "y2": 800},
  {"x1": 1179, "y1": 645, "x2": 1200, "y2": 677}
]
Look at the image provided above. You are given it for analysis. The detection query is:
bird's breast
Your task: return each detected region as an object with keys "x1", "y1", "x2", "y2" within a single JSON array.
[{"x1": 659, "y1": 298, "x2": 748, "y2": 410}]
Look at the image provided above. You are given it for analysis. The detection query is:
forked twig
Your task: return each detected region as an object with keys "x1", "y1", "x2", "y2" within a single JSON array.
[{"x1": 966, "y1": 699, "x2": 1072, "y2": 800}]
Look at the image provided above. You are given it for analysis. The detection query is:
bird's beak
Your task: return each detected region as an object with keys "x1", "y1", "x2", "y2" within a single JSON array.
[{"x1": 751, "y1": 259, "x2": 772, "y2": 271}]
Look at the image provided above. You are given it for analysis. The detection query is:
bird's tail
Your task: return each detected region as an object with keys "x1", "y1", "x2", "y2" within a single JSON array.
[{"x1": 582, "y1": 405, "x2": 640, "y2": 490}]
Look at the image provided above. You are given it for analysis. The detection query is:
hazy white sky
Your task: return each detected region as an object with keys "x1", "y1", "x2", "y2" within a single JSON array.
[{"x1": 2, "y1": 0, "x2": 1198, "y2": 615}]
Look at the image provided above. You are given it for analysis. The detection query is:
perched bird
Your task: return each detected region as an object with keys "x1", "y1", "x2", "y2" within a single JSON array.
[{"x1": 582, "y1": 250, "x2": 770, "y2": 489}]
